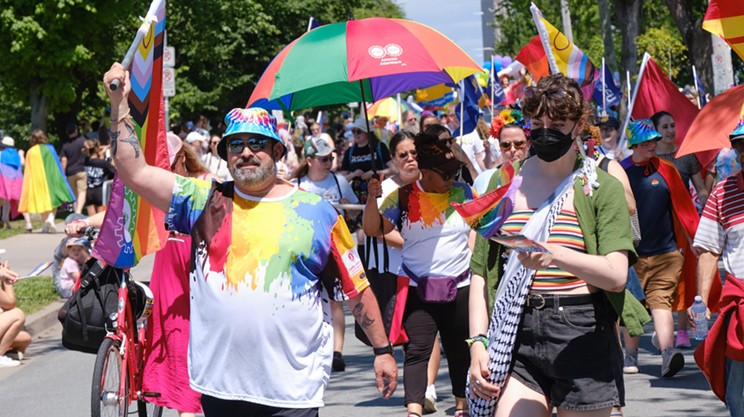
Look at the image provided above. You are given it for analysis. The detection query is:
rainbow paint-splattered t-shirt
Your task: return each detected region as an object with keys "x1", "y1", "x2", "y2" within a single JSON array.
[
  {"x1": 379, "y1": 181, "x2": 475, "y2": 284},
  {"x1": 167, "y1": 177, "x2": 368, "y2": 407}
]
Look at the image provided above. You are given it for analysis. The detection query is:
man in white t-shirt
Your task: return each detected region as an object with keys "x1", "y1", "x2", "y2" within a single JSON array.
[
  {"x1": 455, "y1": 129, "x2": 487, "y2": 176},
  {"x1": 104, "y1": 63, "x2": 397, "y2": 417}
]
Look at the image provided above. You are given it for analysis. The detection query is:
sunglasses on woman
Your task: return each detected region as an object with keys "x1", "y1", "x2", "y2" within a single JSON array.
[
  {"x1": 228, "y1": 137, "x2": 272, "y2": 154},
  {"x1": 314, "y1": 155, "x2": 333, "y2": 163},
  {"x1": 523, "y1": 86, "x2": 566, "y2": 100},
  {"x1": 396, "y1": 150, "x2": 417, "y2": 159},
  {"x1": 500, "y1": 140, "x2": 527, "y2": 150}
]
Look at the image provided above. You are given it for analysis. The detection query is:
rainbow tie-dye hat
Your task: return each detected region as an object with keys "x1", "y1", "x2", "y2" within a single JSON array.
[
  {"x1": 626, "y1": 119, "x2": 662, "y2": 148},
  {"x1": 218, "y1": 108, "x2": 284, "y2": 160}
]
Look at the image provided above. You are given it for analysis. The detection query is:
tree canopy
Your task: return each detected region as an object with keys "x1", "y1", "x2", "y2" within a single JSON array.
[{"x1": 0, "y1": 0, "x2": 402, "y2": 147}]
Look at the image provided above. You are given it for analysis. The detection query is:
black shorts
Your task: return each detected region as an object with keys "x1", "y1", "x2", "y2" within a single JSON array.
[
  {"x1": 85, "y1": 186, "x2": 103, "y2": 207},
  {"x1": 510, "y1": 292, "x2": 624, "y2": 411},
  {"x1": 201, "y1": 395, "x2": 319, "y2": 417}
]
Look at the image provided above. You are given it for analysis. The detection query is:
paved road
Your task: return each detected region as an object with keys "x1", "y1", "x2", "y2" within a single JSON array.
[
  {"x1": 0, "y1": 228, "x2": 731, "y2": 416},
  {"x1": 0, "y1": 316, "x2": 731, "y2": 417}
]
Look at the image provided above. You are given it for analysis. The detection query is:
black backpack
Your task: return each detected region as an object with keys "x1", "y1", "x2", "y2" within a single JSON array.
[{"x1": 59, "y1": 258, "x2": 123, "y2": 354}]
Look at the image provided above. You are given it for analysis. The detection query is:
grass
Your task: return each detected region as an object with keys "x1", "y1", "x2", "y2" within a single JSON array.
[{"x1": 13, "y1": 276, "x2": 61, "y2": 315}]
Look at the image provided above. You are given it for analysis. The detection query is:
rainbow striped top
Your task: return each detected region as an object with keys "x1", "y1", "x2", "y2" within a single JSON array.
[{"x1": 502, "y1": 209, "x2": 587, "y2": 290}]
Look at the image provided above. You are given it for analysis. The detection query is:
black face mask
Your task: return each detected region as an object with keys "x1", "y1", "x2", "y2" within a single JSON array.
[{"x1": 530, "y1": 128, "x2": 575, "y2": 162}]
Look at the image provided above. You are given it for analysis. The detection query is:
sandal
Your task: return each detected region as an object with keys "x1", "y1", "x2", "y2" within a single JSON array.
[
  {"x1": 454, "y1": 409, "x2": 471, "y2": 417},
  {"x1": 610, "y1": 408, "x2": 624, "y2": 417}
]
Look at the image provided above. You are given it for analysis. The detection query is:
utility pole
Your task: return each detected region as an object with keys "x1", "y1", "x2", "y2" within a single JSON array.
[{"x1": 560, "y1": 0, "x2": 573, "y2": 42}]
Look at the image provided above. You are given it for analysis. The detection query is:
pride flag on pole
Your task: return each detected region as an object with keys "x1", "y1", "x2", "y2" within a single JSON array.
[
  {"x1": 703, "y1": 0, "x2": 744, "y2": 62},
  {"x1": 93, "y1": 0, "x2": 170, "y2": 268},
  {"x1": 529, "y1": 3, "x2": 599, "y2": 99}
]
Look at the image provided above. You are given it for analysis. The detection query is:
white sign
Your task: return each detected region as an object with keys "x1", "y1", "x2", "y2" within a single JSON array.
[
  {"x1": 164, "y1": 46, "x2": 176, "y2": 68},
  {"x1": 711, "y1": 34, "x2": 734, "y2": 96},
  {"x1": 163, "y1": 67, "x2": 176, "y2": 97}
]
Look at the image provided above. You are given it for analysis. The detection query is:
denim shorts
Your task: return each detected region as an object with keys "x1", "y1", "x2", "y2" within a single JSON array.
[{"x1": 510, "y1": 292, "x2": 624, "y2": 411}]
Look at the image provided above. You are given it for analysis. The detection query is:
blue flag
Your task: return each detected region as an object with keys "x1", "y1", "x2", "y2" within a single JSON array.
[
  {"x1": 592, "y1": 65, "x2": 622, "y2": 108},
  {"x1": 694, "y1": 70, "x2": 707, "y2": 107},
  {"x1": 487, "y1": 70, "x2": 506, "y2": 107},
  {"x1": 455, "y1": 76, "x2": 484, "y2": 134}
]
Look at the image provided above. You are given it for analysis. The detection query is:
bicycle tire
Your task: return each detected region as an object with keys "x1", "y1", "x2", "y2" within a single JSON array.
[
  {"x1": 91, "y1": 338, "x2": 128, "y2": 417},
  {"x1": 137, "y1": 399, "x2": 163, "y2": 417}
]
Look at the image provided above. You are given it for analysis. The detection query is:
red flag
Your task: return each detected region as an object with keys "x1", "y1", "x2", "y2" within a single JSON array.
[
  {"x1": 515, "y1": 36, "x2": 549, "y2": 81},
  {"x1": 632, "y1": 56, "x2": 716, "y2": 167}
]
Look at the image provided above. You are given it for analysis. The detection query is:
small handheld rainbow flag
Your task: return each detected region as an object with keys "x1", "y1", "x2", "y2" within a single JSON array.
[
  {"x1": 451, "y1": 164, "x2": 519, "y2": 239},
  {"x1": 18, "y1": 261, "x2": 54, "y2": 280},
  {"x1": 93, "y1": 0, "x2": 169, "y2": 268}
]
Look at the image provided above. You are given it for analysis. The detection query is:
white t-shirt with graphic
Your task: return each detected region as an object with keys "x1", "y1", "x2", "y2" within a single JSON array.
[
  {"x1": 291, "y1": 173, "x2": 358, "y2": 204},
  {"x1": 380, "y1": 181, "x2": 474, "y2": 287}
]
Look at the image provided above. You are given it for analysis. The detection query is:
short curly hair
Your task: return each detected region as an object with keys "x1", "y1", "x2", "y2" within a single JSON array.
[{"x1": 522, "y1": 74, "x2": 592, "y2": 125}]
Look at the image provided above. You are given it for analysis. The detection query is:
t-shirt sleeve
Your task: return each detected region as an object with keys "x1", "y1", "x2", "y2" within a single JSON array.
[
  {"x1": 594, "y1": 175, "x2": 637, "y2": 262},
  {"x1": 337, "y1": 175, "x2": 359, "y2": 203},
  {"x1": 379, "y1": 188, "x2": 401, "y2": 227},
  {"x1": 694, "y1": 183, "x2": 724, "y2": 255},
  {"x1": 321, "y1": 216, "x2": 370, "y2": 300},
  {"x1": 167, "y1": 176, "x2": 212, "y2": 234}
]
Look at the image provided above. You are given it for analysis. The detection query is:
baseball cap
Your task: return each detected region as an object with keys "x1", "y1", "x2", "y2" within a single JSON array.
[
  {"x1": 185, "y1": 131, "x2": 205, "y2": 144},
  {"x1": 1, "y1": 136, "x2": 14, "y2": 147},
  {"x1": 626, "y1": 119, "x2": 662, "y2": 148},
  {"x1": 303, "y1": 137, "x2": 333, "y2": 158},
  {"x1": 598, "y1": 116, "x2": 620, "y2": 130},
  {"x1": 66, "y1": 237, "x2": 91, "y2": 250},
  {"x1": 217, "y1": 108, "x2": 284, "y2": 160}
]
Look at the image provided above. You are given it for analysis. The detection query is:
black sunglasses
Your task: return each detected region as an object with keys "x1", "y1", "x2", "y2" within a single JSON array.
[
  {"x1": 228, "y1": 137, "x2": 272, "y2": 154},
  {"x1": 524, "y1": 87, "x2": 566, "y2": 100}
]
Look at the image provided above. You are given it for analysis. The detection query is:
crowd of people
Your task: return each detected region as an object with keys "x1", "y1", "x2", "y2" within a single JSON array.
[{"x1": 1, "y1": 59, "x2": 743, "y2": 417}]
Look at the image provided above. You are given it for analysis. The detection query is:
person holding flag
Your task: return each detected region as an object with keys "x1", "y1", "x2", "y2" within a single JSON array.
[{"x1": 102, "y1": 63, "x2": 397, "y2": 416}]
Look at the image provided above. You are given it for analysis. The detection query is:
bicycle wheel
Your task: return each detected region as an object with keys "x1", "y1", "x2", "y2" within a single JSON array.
[
  {"x1": 137, "y1": 399, "x2": 163, "y2": 417},
  {"x1": 91, "y1": 338, "x2": 128, "y2": 417}
]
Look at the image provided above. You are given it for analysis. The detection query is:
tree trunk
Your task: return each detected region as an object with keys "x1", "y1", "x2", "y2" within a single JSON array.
[
  {"x1": 612, "y1": 0, "x2": 642, "y2": 120},
  {"x1": 29, "y1": 81, "x2": 48, "y2": 133},
  {"x1": 664, "y1": 0, "x2": 713, "y2": 95},
  {"x1": 597, "y1": 0, "x2": 617, "y2": 70}
]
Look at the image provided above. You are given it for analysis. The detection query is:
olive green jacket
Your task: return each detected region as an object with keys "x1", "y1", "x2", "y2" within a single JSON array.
[{"x1": 470, "y1": 162, "x2": 650, "y2": 336}]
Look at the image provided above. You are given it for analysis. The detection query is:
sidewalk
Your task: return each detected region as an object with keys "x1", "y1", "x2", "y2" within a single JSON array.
[{"x1": 5, "y1": 221, "x2": 155, "y2": 337}]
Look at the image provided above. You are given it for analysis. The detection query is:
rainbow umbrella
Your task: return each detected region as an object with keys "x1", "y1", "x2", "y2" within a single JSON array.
[{"x1": 247, "y1": 17, "x2": 482, "y2": 112}]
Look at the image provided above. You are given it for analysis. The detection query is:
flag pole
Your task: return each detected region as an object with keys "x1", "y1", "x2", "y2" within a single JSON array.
[
  {"x1": 530, "y1": 2, "x2": 559, "y2": 74},
  {"x1": 692, "y1": 65, "x2": 702, "y2": 109},
  {"x1": 618, "y1": 53, "x2": 651, "y2": 150},
  {"x1": 459, "y1": 81, "x2": 465, "y2": 142},
  {"x1": 396, "y1": 93, "x2": 403, "y2": 130},
  {"x1": 490, "y1": 55, "x2": 496, "y2": 118},
  {"x1": 601, "y1": 57, "x2": 607, "y2": 117},
  {"x1": 626, "y1": 70, "x2": 632, "y2": 109},
  {"x1": 109, "y1": 12, "x2": 160, "y2": 91}
]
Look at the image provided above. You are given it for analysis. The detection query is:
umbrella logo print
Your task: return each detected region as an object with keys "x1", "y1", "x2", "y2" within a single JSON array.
[{"x1": 368, "y1": 43, "x2": 406, "y2": 67}]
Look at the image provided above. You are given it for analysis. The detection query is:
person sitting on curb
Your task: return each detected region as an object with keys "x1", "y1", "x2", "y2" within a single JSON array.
[{"x1": 0, "y1": 262, "x2": 31, "y2": 367}]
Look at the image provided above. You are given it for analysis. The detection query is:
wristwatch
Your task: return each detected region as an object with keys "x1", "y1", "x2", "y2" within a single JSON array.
[{"x1": 373, "y1": 342, "x2": 394, "y2": 356}]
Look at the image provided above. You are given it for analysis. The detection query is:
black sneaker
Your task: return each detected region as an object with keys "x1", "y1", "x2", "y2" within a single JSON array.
[
  {"x1": 332, "y1": 351, "x2": 346, "y2": 372},
  {"x1": 661, "y1": 348, "x2": 684, "y2": 378}
]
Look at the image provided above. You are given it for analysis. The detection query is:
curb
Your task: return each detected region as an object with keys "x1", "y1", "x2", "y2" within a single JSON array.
[{"x1": 24, "y1": 299, "x2": 65, "y2": 337}]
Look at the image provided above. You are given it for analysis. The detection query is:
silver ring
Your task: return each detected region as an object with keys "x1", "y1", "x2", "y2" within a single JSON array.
[{"x1": 475, "y1": 379, "x2": 481, "y2": 385}]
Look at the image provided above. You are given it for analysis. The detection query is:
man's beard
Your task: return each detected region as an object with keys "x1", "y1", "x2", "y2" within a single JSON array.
[{"x1": 229, "y1": 155, "x2": 276, "y2": 186}]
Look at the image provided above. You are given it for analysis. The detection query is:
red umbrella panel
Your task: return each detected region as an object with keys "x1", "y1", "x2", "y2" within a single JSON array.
[{"x1": 677, "y1": 84, "x2": 744, "y2": 159}]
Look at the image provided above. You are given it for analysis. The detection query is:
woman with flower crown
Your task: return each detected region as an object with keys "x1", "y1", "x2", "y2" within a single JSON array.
[{"x1": 473, "y1": 107, "x2": 531, "y2": 195}]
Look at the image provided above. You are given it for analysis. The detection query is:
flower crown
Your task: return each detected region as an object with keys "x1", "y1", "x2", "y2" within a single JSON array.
[{"x1": 490, "y1": 108, "x2": 530, "y2": 139}]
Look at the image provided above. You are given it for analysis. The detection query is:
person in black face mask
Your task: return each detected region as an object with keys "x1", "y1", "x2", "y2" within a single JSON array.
[{"x1": 464, "y1": 73, "x2": 647, "y2": 417}]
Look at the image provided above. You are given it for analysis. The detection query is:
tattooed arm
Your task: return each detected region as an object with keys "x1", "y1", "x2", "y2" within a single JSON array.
[
  {"x1": 103, "y1": 63, "x2": 175, "y2": 213},
  {"x1": 346, "y1": 287, "x2": 398, "y2": 399}
]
